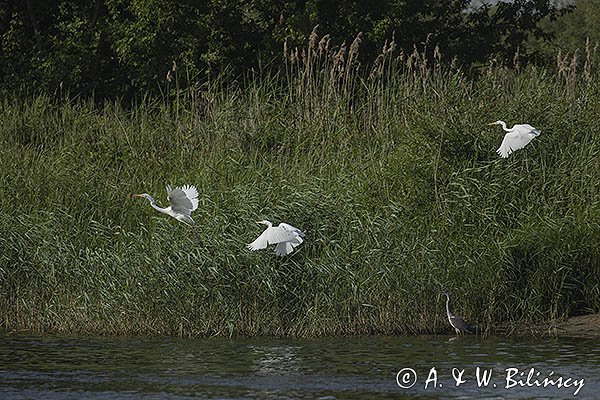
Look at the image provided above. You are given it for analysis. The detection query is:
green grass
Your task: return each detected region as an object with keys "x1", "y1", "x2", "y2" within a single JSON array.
[{"x1": 0, "y1": 49, "x2": 599, "y2": 336}]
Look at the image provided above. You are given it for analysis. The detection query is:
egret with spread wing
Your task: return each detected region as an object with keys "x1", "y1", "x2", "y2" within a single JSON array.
[
  {"x1": 132, "y1": 184, "x2": 199, "y2": 225},
  {"x1": 488, "y1": 121, "x2": 541, "y2": 158},
  {"x1": 247, "y1": 220, "x2": 305, "y2": 256}
]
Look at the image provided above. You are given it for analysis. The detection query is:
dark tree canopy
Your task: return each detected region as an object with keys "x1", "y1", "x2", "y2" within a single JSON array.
[{"x1": 0, "y1": 0, "x2": 574, "y2": 98}]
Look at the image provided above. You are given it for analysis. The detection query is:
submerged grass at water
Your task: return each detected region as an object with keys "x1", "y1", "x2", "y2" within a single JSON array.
[{"x1": 0, "y1": 48, "x2": 599, "y2": 336}]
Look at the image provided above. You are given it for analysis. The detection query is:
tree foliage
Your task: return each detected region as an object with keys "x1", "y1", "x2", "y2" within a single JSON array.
[
  {"x1": 530, "y1": 0, "x2": 600, "y2": 61},
  {"x1": 0, "y1": 0, "x2": 577, "y2": 98}
]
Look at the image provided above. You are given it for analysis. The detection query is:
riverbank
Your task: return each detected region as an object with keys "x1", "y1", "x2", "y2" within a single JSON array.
[
  {"x1": 493, "y1": 314, "x2": 600, "y2": 339},
  {"x1": 4, "y1": 315, "x2": 599, "y2": 339},
  {"x1": 1, "y1": 51, "x2": 598, "y2": 336},
  {"x1": 554, "y1": 314, "x2": 600, "y2": 338}
]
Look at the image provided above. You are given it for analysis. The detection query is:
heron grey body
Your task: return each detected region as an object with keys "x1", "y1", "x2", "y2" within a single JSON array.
[{"x1": 441, "y1": 291, "x2": 476, "y2": 335}]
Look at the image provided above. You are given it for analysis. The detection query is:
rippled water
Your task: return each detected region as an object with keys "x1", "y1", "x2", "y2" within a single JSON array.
[{"x1": 0, "y1": 334, "x2": 598, "y2": 399}]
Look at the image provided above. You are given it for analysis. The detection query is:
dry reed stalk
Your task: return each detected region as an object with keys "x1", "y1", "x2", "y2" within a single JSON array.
[
  {"x1": 433, "y1": 44, "x2": 442, "y2": 70},
  {"x1": 512, "y1": 46, "x2": 521, "y2": 73},
  {"x1": 344, "y1": 32, "x2": 362, "y2": 87},
  {"x1": 568, "y1": 49, "x2": 578, "y2": 87},
  {"x1": 330, "y1": 42, "x2": 347, "y2": 83},
  {"x1": 556, "y1": 50, "x2": 567, "y2": 80},
  {"x1": 318, "y1": 34, "x2": 331, "y2": 58},
  {"x1": 583, "y1": 37, "x2": 592, "y2": 82}
]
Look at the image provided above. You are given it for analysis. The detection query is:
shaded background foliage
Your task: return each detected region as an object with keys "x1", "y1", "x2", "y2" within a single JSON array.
[{"x1": 1, "y1": 0, "x2": 594, "y2": 99}]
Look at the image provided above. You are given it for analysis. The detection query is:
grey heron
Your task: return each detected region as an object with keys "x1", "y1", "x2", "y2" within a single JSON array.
[{"x1": 441, "y1": 291, "x2": 477, "y2": 335}]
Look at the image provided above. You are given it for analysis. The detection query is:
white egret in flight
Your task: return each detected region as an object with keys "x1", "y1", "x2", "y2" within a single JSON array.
[
  {"x1": 247, "y1": 220, "x2": 305, "y2": 256},
  {"x1": 132, "y1": 184, "x2": 199, "y2": 225},
  {"x1": 488, "y1": 121, "x2": 541, "y2": 158}
]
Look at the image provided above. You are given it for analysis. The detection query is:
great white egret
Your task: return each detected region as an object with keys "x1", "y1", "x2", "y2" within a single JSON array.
[
  {"x1": 132, "y1": 184, "x2": 199, "y2": 225},
  {"x1": 247, "y1": 220, "x2": 305, "y2": 256},
  {"x1": 488, "y1": 121, "x2": 541, "y2": 158}
]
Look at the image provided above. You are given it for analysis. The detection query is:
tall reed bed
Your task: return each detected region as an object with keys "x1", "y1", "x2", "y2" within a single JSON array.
[{"x1": 0, "y1": 31, "x2": 598, "y2": 336}]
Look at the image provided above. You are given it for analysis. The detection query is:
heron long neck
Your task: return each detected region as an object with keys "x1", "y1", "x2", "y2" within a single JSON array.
[
  {"x1": 499, "y1": 121, "x2": 510, "y2": 132},
  {"x1": 445, "y1": 296, "x2": 453, "y2": 319},
  {"x1": 148, "y1": 198, "x2": 168, "y2": 214}
]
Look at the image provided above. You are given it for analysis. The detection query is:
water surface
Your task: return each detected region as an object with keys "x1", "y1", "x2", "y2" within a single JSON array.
[{"x1": 0, "y1": 334, "x2": 597, "y2": 399}]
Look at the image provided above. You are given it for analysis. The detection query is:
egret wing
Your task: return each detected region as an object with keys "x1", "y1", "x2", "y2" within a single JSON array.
[
  {"x1": 274, "y1": 237, "x2": 304, "y2": 255},
  {"x1": 247, "y1": 229, "x2": 270, "y2": 250},
  {"x1": 181, "y1": 185, "x2": 199, "y2": 211},
  {"x1": 497, "y1": 131, "x2": 535, "y2": 158},
  {"x1": 274, "y1": 242, "x2": 296, "y2": 256},
  {"x1": 265, "y1": 226, "x2": 300, "y2": 244},
  {"x1": 247, "y1": 226, "x2": 299, "y2": 251},
  {"x1": 273, "y1": 223, "x2": 304, "y2": 256},
  {"x1": 513, "y1": 124, "x2": 539, "y2": 133},
  {"x1": 278, "y1": 222, "x2": 305, "y2": 237},
  {"x1": 166, "y1": 185, "x2": 199, "y2": 214}
]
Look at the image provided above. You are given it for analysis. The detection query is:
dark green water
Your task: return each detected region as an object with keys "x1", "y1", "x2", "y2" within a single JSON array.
[{"x1": 0, "y1": 334, "x2": 597, "y2": 399}]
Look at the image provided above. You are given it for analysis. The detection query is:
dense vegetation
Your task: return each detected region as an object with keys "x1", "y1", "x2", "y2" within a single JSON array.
[
  {"x1": 0, "y1": 0, "x2": 581, "y2": 99},
  {"x1": 1, "y1": 32, "x2": 598, "y2": 335},
  {"x1": 1, "y1": 0, "x2": 598, "y2": 336}
]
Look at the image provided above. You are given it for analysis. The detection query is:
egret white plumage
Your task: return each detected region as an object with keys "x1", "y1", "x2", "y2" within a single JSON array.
[
  {"x1": 488, "y1": 121, "x2": 541, "y2": 158},
  {"x1": 132, "y1": 184, "x2": 199, "y2": 225},
  {"x1": 247, "y1": 220, "x2": 305, "y2": 256}
]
